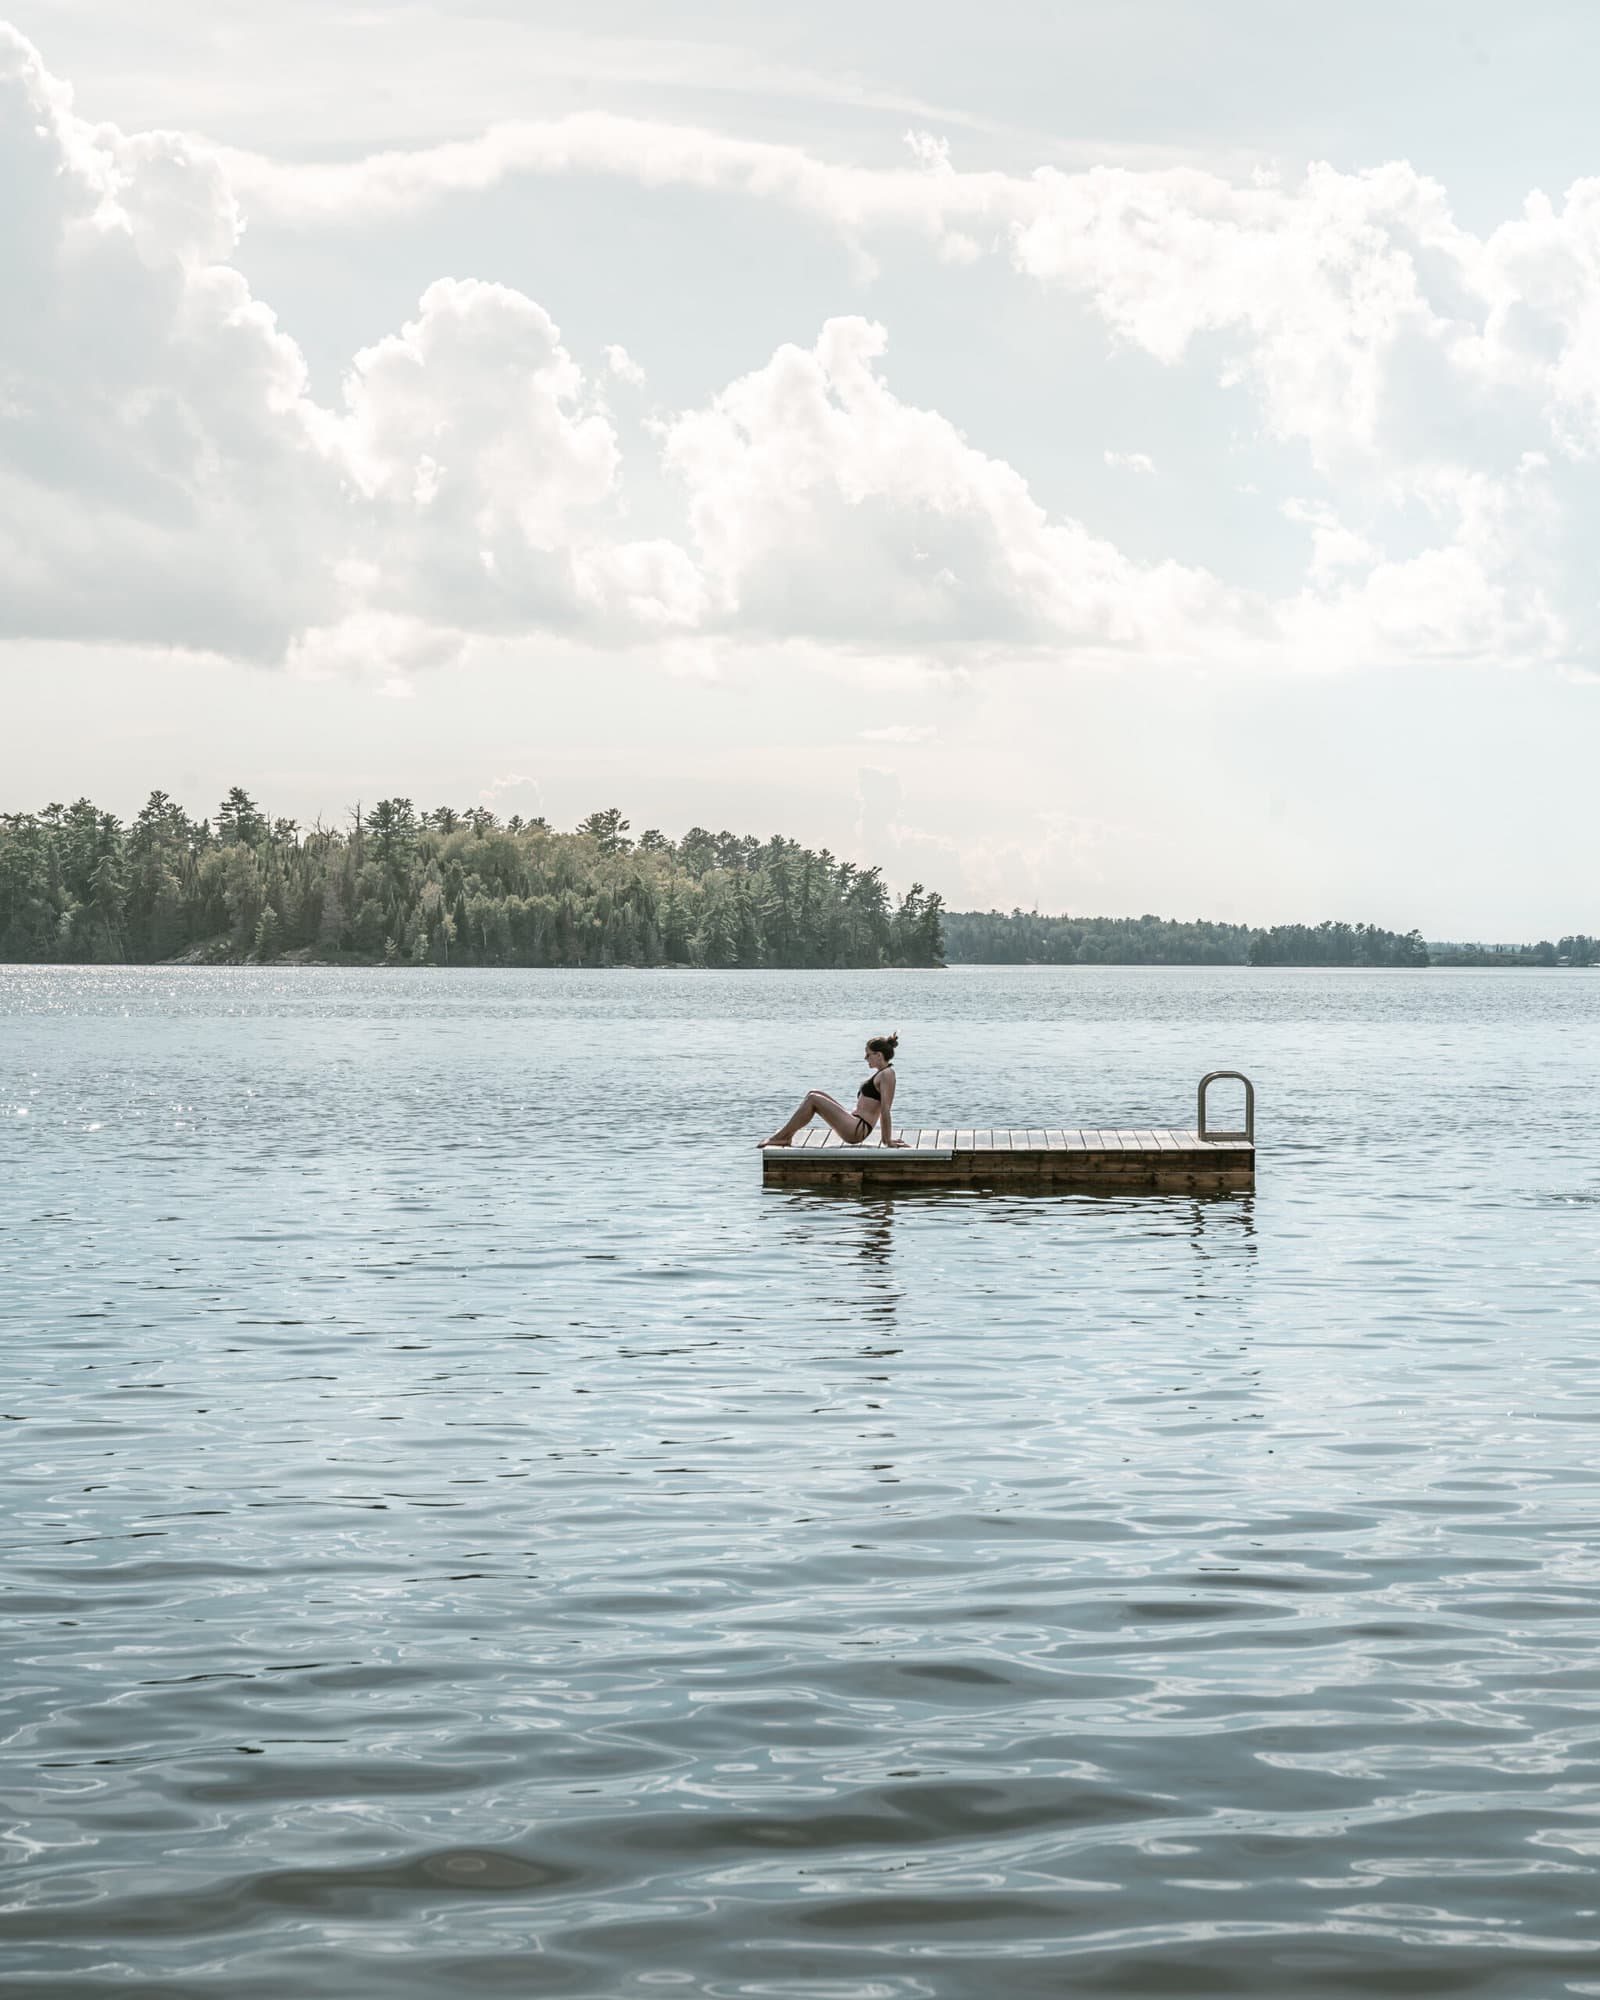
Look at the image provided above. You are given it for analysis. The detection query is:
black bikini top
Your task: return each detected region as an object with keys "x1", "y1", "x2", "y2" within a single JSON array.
[{"x1": 859, "y1": 1066, "x2": 892, "y2": 1101}]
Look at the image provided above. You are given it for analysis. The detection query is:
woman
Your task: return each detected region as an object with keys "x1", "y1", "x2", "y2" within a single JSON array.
[{"x1": 759, "y1": 1033, "x2": 909, "y2": 1148}]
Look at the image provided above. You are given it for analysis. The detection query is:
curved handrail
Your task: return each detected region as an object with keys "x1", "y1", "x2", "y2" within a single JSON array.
[{"x1": 1198, "y1": 1070, "x2": 1254, "y2": 1143}]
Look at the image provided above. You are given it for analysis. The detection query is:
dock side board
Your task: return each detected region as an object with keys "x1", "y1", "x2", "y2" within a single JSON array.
[{"x1": 761, "y1": 1126, "x2": 1254, "y2": 1192}]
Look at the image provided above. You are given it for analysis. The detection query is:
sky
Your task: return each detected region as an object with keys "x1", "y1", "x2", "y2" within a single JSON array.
[{"x1": 2, "y1": 0, "x2": 1598, "y2": 935}]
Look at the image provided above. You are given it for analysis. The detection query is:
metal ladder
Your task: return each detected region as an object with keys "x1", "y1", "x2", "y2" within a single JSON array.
[{"x1": 1197, "y1": 1070, "x2": 1255, "y2": 1143}]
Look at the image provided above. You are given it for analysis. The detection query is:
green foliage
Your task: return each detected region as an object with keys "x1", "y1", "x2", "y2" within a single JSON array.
[
  {"x1": 1247, "y1": 921, "x2": 1430, "y2": 968},
  {"x1": 1430, "y1": 934, "x2": 1599, "y2": 967},
  {"x1": 575, "y1": 807, "x2": 633, "y2": 855},
  {"x1": 29, "y1": 794, "x2": 1577, "y2": 975},
  {"x1": 216, "y1": 786, "x2": 266, "y2": 847},
  {"x1": 0, "y1": 792, "x2": 945, "y2": 969},
  {"x1": 942, "y1": 909, "x2": 1254, "y2": 965},
  {"x1": 944, "y1": 910, "x2": 1435, "y2": 967},
  {"x1": 0, "y1": 798, "x2": 129, "y2": 962}
]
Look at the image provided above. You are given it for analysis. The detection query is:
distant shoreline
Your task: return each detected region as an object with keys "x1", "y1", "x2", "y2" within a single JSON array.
[
  {"x1": 4, "y1": 793, "x2": 1594, "y2": 971},
  {"x1": 941, "y1": 910, "x2": 1599, "y2": 970},
  {"x1": 5, "y1": 953, "x2": 1595, "y2": 973}
]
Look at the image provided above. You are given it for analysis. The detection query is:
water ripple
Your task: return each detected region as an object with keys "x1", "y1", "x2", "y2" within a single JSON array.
[{"x1": 4, "y1": 965, "x2": 1600, "y2": 1996}]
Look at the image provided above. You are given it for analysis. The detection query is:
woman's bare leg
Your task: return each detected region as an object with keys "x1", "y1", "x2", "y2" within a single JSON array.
[
  {"x1": 760, "y1": 1090, "x2": 871, "y2": 1147},
  {"x1": 811, "y1": 1093, "x2": 873, "y2": 1142}
]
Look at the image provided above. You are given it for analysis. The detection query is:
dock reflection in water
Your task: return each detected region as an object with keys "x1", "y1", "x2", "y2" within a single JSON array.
[{"x1": 3, "y1": 964, "x2": 1600, "y2": 1999}]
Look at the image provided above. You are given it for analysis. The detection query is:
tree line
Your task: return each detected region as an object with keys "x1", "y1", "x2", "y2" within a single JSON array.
[
  {"x1": 943, "y1": 910, "x2": 1430, "y2": 967},
  {"x1": 945, "y1": 910, "x2": 1599, "y2": 967},
  {"x1": 3, "y1": 791, "x2": 1589, "y2": 970},
  {"x1": 1429, "y1": 936, "x2": 1600, "y2": 968},
  {"x1": 0, "y1": 792, "x2": 946, "y2": 969}
]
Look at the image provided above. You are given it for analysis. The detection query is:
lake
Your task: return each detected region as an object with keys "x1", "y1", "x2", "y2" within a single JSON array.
[{"x1": 4, "y1": 963, "x2": 1600, "y2": 1998}]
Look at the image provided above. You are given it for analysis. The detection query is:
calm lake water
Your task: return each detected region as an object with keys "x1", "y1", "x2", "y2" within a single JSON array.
[{"x1": 4, "y1": 964, "x2": 1600, "y2": 1998}]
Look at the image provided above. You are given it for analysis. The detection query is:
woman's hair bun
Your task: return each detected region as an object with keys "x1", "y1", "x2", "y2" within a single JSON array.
[{"x1": 867, "y1": 1031, "x2": 899, "y2": 1060}]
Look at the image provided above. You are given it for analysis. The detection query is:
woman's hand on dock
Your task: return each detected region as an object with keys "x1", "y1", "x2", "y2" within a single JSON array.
[{"x1": 883, "y1": 1136, "x2": 910, "y2": 1147}]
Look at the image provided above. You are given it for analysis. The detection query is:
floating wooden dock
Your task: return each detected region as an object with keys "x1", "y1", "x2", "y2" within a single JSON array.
[{"x1": 761, "y1": 1074, "x2": 1256, "y2": 1194}]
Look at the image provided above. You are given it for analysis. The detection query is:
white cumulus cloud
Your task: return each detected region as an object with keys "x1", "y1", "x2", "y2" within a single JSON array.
[
  {"x1": 604, "y1": 343, "x2": 646, "y2": 387},
  {"x1": 334, "y1": 277, "x2": 703, "y2": 636},
  {"x1": 4, "y1": 20, "x2": 1598, "y2": 680},
  {"x1": 660, "y1": 316, "x2": 1248, "y2": 656},
  {"x1": 0, "y1": 26, "x2": 338, "y2": 658},
  {"x1": 0, "y1": 27, "x2": 702, "y2": 664}
]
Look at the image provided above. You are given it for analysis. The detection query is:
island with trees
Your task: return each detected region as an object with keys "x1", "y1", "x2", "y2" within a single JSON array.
[{"x1": 0, "y1": 791, "x2": 945, "y2": 968}]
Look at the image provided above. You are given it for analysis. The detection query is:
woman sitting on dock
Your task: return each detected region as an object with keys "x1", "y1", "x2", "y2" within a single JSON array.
[{"x1": 760, "y1": 1034, "x2": 910, "y2": 1149}]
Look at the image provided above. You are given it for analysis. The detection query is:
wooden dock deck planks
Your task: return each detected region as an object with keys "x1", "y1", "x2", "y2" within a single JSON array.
[
  {"x1": 775, "y1": 1126, "x2": 1252, "y2": 1155},
  {"x1": 764, "y1": 1125, "x2": 1253, "y2": 1191}
]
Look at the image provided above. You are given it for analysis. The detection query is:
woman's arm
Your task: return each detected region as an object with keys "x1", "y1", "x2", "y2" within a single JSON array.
[{"x1": 878, "y1": 1069, "x2": 908, "y2": 1146}]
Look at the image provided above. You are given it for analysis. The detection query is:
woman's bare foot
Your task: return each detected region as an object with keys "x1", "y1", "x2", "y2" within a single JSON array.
[{"x1": 758, "y1": 1133, "x2": 793, "y2": 1148}]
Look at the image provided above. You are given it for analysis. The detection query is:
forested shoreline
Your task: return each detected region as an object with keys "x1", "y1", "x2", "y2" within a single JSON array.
[
  {"x1": 2, "y1": 792, "x2": 1592, "y2": 970},
  {"x1": 941, "y1": 910, "x2": 1599, "y2": 968},
  {"x1": 940, "y1": 910, "x2": 1431, "y2": 966},
  {"x1": 0, "y1": 792, "x2": 945, "y2": 968}
]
